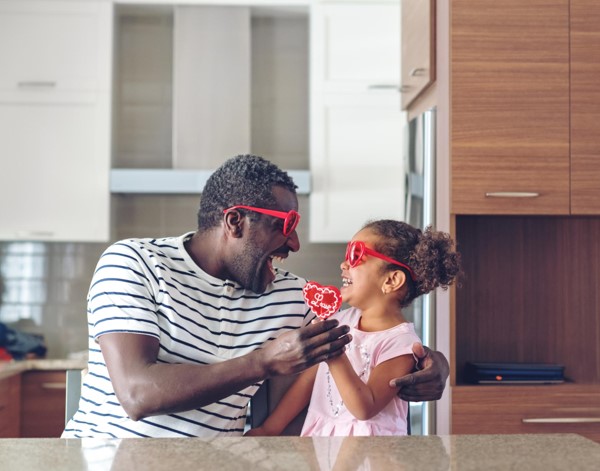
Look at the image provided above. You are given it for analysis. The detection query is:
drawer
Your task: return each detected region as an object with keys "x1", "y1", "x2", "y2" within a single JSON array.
[
  {"x1": 0, "y1": 374, "x2": 21, "y2": 438},
  {"x1": 20, "y1": 370, "x2": 66, "y2": 438},
  {"x1": 452, "y1": 384, "x2": 600, "y2": 443}
]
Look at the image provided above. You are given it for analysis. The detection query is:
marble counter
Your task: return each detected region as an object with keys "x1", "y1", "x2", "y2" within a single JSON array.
[
  {"x1": 0, "y1": 358, "x2": 87, "y2": 380},
  {"x1": 0, "y1": 434, "x2": 598, "y2": 471}
]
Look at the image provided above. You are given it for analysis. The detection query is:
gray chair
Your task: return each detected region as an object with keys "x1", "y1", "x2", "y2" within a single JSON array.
[{"x1": 64, "y1": 369, "x2": 83, "y2": 425}]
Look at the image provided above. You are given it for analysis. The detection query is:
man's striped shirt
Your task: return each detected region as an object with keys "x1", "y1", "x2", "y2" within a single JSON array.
[{"x1": 62, "y1": 232, "x2": 311, "y2": 438}]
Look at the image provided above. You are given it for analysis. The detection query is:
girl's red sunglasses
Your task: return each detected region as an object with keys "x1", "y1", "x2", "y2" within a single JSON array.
[
  {"x1": 223, "y1": 205, "x2": 300, "y2": 236},
  {"x1": 345, "y1": 240, "x2": 416, "y2": 280}
]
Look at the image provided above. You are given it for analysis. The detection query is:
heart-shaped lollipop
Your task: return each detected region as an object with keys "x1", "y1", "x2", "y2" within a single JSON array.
[{"x1": 302, "y1": 281, "x2": 342, "y2": 320}]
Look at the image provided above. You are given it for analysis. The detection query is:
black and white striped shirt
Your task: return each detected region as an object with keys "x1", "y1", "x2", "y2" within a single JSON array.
[{"x1": 62, "y1": 232, "x2": 311, "y2": 438}]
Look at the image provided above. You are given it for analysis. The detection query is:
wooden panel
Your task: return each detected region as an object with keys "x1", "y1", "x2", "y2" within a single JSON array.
[
  {"x1": 451, "y1": 0, "x2": 570, "y2": 214},
  {"x1": 0, "y1": 374, "x2": 21, "y2": 438},
  {"x1": 401, "y1": 0, "x2": 435, "y2": 109},
  {"x1": 571, "y1": 0, "x2": 600, "y2": 214},
  {"x1": 20, "y1": 371, "x2": 66, "y2": 438},
  {"x1": 173, "y1": 6, "x2": 251, "y2": 168},
  {"x1": 452, "y1": 385, "x2": 600, "y2": 443},
  {"x1": 454, "y1": 216, "x2": 600, "y2": 385}
]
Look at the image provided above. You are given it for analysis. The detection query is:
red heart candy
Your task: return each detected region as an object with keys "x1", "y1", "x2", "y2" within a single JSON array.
[{"x1": 302, "y1": 281, "x2": 342, "y2": 320}]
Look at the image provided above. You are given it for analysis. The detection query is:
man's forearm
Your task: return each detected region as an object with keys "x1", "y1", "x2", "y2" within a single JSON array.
[{"x1": 101, "y1": 334, "x2": 268, "y2": 420}]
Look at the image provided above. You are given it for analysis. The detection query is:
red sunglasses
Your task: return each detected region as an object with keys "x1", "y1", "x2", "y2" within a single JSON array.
[
  {"x1": 345, "y1": 240, "x2": 416, "y2": 280},
  {"x1": 224, "y1": 205, "x2": 300, "y2": 236}
]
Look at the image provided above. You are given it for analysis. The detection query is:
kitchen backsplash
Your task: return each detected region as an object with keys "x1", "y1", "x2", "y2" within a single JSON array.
[{"x1": 0, "y1": 194, "x2": 346, "y2": 358}]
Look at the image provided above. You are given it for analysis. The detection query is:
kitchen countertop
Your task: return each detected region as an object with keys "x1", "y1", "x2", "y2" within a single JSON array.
[
  {"x1": 0, "y1": 434, "x2": 598, "y2": 470},
  {"x1": 0, "y1": 358, "x2": 87, "y2": 380}
]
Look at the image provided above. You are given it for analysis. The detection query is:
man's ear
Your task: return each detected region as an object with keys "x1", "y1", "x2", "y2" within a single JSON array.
[{"x1": 223, "y1": 210, "x2": 245, "y2": 238}]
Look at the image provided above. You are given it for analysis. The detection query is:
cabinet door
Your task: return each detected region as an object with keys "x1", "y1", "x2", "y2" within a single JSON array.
[
  {"x1": 451, "y1": 0, "x2": 570, "y2": 214},
  {"x1": 309, "y1": 2, "x2": 405, "y2": 242},
  {"x1": 20, "y1": 371, "x2": 66, "y2": 438},
  {"x1": 400, "y1": 0, "x2": 435, "y2": 109},
  {"x1": 310, "y1": 93, "x2": 405, "y2": 242},
  {"x1": 0, "y1": 99, "x2": 110, "y2": 241},
  {"x1": 0, "y1": 375, "x2": 21, "y2": 438},
  {"x1": 310, "y1": 2, "x2": 400, "y2": 94},
  {"x1": 0, "y1": 1, "x2": 111, "y2": 97},
  {"x1": 571, "y1": 0, "x2": 600, "y2": 214}
]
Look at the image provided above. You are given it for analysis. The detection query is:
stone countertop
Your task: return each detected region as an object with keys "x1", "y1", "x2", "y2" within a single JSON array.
[
  {"x1": 0, "y1": 358, "x2": 87, "y2": 380},
  {"x1": 0, "y1": 434, "x2": 598, "y2": 471}
]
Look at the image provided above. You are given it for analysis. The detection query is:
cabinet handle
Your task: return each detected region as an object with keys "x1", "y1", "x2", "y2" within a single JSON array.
[
  {"x1": 367, "y1": 84, "x2": 401, "y2": 90},
  {"x1": 18, "y1": 81, "x2": 56, "y2": 88},
  {"x1": 485, "y1": 192, "x2": 540, "y2": 198},
  {"x1": 522, "y1": 417, "x2": 600, "y2": 424},
  {"x1": 399, "y1": 85, "x2": 413, "y2": 93},
  {"x1": 17, "y1": 231, "x2": 55, "y2": 238},
  {"x1": 409, "y1": 67, "x2": 427, "y2": 77},
  {"x1": 41, "y1": 382, "x2": 66, "y2": 390}
]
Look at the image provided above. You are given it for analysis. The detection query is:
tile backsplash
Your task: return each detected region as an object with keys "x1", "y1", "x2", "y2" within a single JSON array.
[{"x1": 0, "y1": 195, "x2": 346, "y2": 358}]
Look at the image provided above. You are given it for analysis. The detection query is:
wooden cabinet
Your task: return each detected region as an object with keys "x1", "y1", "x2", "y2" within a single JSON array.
[
  {"x1": 451, "y1": 0, "x2": 571, "y2": 215},
  {"x1": 570, "y1": 0, "x2": 600, "y2": 214},
  {"x1": 452, "y1": 215, "x2": 600, "y2": 442},
  {"x1": 451, "y1": 0, "x2": 600, "y2": 216},
  {"x1": 0, "y1": 374, "x2": 21, "y2": 438},
  {"x1": 436, "y1": 0, "x2": 600, "y2": 440},
  {"x1": 20, "y1": 370, "x2": 66, "y2": 438},
  {"x1": 0, "y1": 0, "x2": 111, "y2": 242},
  {"x1": 453, "y1": 385, "x2": 600, "y2": 443},
  {"x1": 400, "y1": 0, "x2": 435, "y2": 109},
  {"x1": 309, "y1": 1, "x2": 406, "y2": 242}
]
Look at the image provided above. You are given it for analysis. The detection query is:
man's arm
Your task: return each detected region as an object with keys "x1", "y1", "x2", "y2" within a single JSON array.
[
  {"x1": 100, "y1": 319, "x2": 351, "y2": 421},
  {"x1": 389, "y1": 342, "x2": 449, "y2": 402}
]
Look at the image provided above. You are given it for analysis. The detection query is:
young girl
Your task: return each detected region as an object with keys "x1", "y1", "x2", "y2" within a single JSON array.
[{"x1": 246, "y1": 219, "x2": 461, "y2": 436}]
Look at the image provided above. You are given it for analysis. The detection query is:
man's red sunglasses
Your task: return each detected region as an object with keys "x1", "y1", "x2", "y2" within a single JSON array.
[
  {"x1": 223, "y1": 205, "x2": 300, "y2": 236},
  {"x1": 345, "y1": 240, "x2": 416, "y2": 280}
]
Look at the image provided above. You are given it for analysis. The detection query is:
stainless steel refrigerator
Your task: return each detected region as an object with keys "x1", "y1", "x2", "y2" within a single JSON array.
[{"x1": 403, "y1": 107, "x2": 437, "y2": 435}]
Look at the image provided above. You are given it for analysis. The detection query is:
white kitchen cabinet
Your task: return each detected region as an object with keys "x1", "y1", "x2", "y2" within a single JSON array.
[
  {"x1": 0, "y1": 0, "x2": 112, "y2": 242},
  {"x1": 309, "y1": 1, "x2": 406, "y2": 242}
]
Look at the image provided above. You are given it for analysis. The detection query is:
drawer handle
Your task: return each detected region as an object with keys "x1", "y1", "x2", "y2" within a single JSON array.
[
  {"x1": 18, "y1": 81, "x2": 57, "y2": 88},
  {"x1": 522, "y1": 417, "x2": 600, "y2": 424},
  {"x1": 41, "y1": 382, "x2": 66, "y2": 390},
  {"x1": 485, "y1": 192, "x2": 540, "y2": 198}
]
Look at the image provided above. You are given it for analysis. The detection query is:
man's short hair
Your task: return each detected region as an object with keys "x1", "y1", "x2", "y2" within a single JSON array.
[{"x1": 197, "y1": 154, "x2": 298, "y2": 231}]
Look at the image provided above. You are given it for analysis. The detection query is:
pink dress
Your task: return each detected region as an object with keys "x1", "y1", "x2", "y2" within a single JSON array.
[{"x1": 301, "y1": 307, "x2": 421, "y2": 436}]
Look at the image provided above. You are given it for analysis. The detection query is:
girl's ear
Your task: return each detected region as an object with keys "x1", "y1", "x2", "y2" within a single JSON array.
[
  {"x1": 382, "y1": 270, "x2": 407, "y2": 294},
  {"x1": 223, "y1": 210, "x2": 244, "y2": 238}
]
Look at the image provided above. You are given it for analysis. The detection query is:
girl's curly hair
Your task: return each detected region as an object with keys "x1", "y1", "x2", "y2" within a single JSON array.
[
  {"x1": 197, "y1": 154, "x2": 297, "y2": 231},
  {"x1": 362, "y1": 219, "x2": 462, "y2": 307}
]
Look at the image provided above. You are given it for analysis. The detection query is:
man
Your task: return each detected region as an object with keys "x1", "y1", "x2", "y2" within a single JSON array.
[{"x1": 62, "y1": 155, "x2": 448, "y2": 438}]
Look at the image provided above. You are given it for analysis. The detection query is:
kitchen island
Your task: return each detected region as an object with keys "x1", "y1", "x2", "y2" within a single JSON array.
[{"x1": 0, "y1": 434, "x2": 598, "y2": 470}]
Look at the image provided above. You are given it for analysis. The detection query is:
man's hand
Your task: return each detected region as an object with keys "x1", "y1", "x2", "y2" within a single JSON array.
[
  {"x1": 389, "y1": 342, "x2": 449, "y2": 402},
  {"x1": 258, "y1": 319, "x2": 351, "y2": 377}
]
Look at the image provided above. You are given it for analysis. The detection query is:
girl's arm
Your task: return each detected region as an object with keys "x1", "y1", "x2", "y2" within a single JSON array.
[
  {"x1": 327, "y1": 353, "x2": 415, "y2": 421},
  {"x1": 245, "y1": 364, "x2": 319, "y2": 436}
]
